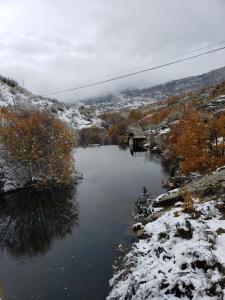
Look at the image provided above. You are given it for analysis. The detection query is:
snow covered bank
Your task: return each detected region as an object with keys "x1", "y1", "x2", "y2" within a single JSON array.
[{"x1": 108, "y1": 197, "x2": 225, "y2": 299}]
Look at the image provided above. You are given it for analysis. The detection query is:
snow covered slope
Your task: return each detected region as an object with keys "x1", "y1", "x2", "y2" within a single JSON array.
[
  {"x1": 108, "y1": 198, "x2": 225, "y2": 300},
  {"x1": 0, "y1": 77, "x2": 100, "y2": 129},
  {"x1": 83, "y1": 66, "x2": 225, "y2": 111}
]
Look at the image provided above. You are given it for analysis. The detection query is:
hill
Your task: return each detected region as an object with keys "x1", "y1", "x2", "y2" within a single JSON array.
[
  {"x1": 0, "y1": 76, "x2": 100, "y2": 129},
  {"x1": 82, "y1": 66, "x2": 225, "y2": 110}
]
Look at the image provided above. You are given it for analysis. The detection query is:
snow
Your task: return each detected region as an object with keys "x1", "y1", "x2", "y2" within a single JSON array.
[
  {"x1": 154, "y1": 188, "x2": 179, "y2": 203},
  {"x1": 212, "y1": 137, "x2": 224, "y2": 146},
  {"x1": 0, "y1": 145, "x2": 29, "y2": 192},
  {"x1": 207, "y1": 219, "x2": 225, "y2": 231},
  {"x1": 0, "y1": 80, "x2": 101, "y2": 130},
  {"x1": 214, "y1": 235, "x2": 225, "y2": 266},
  {"x1": 143, "y1": 143, "x2": 150, "y2": 148},
  {"x1": 159, "y1": 127, "x2": 171, "y2": 135},
  {"x1": 108, "y1": 198, "x2": 225, "y2": 299},
  {"x1": 216, "y1": 95, "x2": 225, "y2": 102},
  {"x1": 214, "y1": 165, "x2": 225, "y2": 174}
]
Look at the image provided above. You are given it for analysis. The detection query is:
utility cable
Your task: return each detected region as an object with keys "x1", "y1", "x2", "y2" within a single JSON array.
[{"x1": 42, "y1": 44, "x2": 225, "y2": 96}]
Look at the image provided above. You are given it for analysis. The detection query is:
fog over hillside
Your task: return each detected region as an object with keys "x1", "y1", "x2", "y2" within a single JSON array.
[
  {"x1": 0, "y1": 0, "x2": 225, "y2": 101},
  {"x1": 82, "y1": 66, "x2": 225, "y2": 110}
]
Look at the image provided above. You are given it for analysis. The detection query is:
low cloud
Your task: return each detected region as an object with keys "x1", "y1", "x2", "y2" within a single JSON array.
[{"x1": 0, "y1": 0, "x2": 225, "y2": 102}]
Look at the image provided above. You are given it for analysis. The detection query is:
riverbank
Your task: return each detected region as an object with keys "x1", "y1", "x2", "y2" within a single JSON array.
[
  {"x1": 106, "y1": 81, "x2": 225, "y2": 299},
  {"x1": 108, "y1": 167, "x2": 225, "y2": 299},
  {"x1": 0, "y1": 152, "x2": 82, "y2": 195}
]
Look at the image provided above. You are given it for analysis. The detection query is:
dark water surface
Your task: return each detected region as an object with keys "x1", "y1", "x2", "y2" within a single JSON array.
[{"x1": 0, "y1": 145, "x2": 166, "y2": 300}]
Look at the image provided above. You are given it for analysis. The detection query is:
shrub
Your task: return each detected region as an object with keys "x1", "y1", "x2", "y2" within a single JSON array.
[
  {"x1": 0, "y1": 75, "x2": 18, "y2": 87},
  {"x1": 210, "y1": 80, "x2": 225, "y2": 99},
  {"x1": 138, "y1": 114, "x2": 154, "y2": 130},
  {"x1": 135, "y1": 186, "x2": 151, "y2": 218},
  {"x1": 0, "y1": 108, "x2": 76, "y2": 187},
  {"x1": 183, "y1": 189, "x2": 194, "y2": 213},
  {"x1": 175, "y1": 220, "x2": 193, "y2": 240},
  {"x1": 166, "y1": 95, "x2": 182, "y2": 106},
  {"x1": 128, "y1": 109, "x2": 144, "y2": 122},
  {"x1": 100, "y1": 111, "x2": 125, "y2": 127},
  {"x1": 78, "y1": 126, "x2": 111, "y2": 146},
  {"x1": 148, "y1": 107, "x2": 175, "y2": 125},
  {"x1": 108, "y1": 121, "x2": 128, "y2": 144},
  {"x1": 100, "y1": 112, "x2": 130, "y2": 145}
]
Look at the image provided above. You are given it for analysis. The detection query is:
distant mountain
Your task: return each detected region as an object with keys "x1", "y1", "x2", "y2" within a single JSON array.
[
  {"x1": 82, "y1": 66, "x2": 225, "y2": 110},
  {"x1": 1, "y1": 66, "x2": 225, "y2": 128}
]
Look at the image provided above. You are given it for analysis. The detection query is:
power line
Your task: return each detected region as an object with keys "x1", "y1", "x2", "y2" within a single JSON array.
[
  {"x1": 43, "y1": 44, "x2": 225, "y2": 97},
  {"x1": 98, "y1": 40, "x2": 225, "y2": 77},
  {"x1": 44, "y1": 40, "x2": 225, "y2": 95}
]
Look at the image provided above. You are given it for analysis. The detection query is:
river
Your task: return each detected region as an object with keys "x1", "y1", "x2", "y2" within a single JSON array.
[{"x1": 0, "y1": 145, "x2": 167, "y2": 300}]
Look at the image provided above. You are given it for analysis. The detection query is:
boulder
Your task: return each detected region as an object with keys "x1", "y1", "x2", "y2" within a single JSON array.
[{"x1": 154, "y1": 167, "x2": 225, "y2": 207}]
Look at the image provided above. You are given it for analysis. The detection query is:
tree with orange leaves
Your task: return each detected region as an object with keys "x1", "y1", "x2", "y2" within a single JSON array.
[
  {"x1": 0, "y1": 108, "x2": 76, "y2": 187},
  {"x1": 208, "y1": 114, "x2": 225, "y2": 166},
  {"x1": 167, "y1": 110, "x2": 210, "y2": 174}
]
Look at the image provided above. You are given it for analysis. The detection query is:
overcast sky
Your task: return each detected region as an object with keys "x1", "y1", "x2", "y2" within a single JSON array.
[{"x1": 0, "y1": 0, "x2": 225, "y2": 102}]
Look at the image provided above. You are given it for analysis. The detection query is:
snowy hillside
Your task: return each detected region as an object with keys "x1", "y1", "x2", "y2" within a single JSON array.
[
  {"x1": 81, "y1": 93, "x2": 155, "y2": 111},
  {"x1": 0, "y1": 77, "x2": 100, "y2": 129},
  {"x1": 1, "y1": 65, "x2": 225, "y2": 128},
  {"x1": 83, "y1": 66, "x2": 225, "y2": 111}
]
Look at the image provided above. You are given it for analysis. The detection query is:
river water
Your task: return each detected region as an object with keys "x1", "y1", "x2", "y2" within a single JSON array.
[{"x1": 0, "y1": 145, "x2": 167, "y2": 300}]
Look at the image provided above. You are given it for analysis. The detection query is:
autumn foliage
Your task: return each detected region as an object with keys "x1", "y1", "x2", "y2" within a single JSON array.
[
  {"x1": 128, "y1": 109, "x2": 144, "y2": 122},
  {"x1": 100, "y1": 111, "x2": 130, "y2": 144},
  {"x1": 79, "y1": 125, "x2": 110, "y2": 146},
  {"x1": 210, "y1": 80, "x2": 225, "y2": 99},
  {"x1": 167, "y1": 109, "x2": 225, "y2": 175},
  {"x1": 0, "y1": 108, "x2": 76, "y2": 187},
  {"x1": 146, "y1": 107, "x2": 180, "y2": 126},
  {"x1": 183, "y1": 189, "x2": 194, "y2": 213}
]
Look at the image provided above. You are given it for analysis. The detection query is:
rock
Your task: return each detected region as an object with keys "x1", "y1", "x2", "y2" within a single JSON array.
[
  {"x1": 154, "y1": 167, "x2": 225, "y2": 207},
  {"x1": 116, "y1": 244, "x2": 124, "y2": 252},
  {"x1": 135, "y1": 229, "x2": 151, "y2": 239},
  {"x1": 50, "y1": 104, "x2": 58, "y2": 114},
  {"x1": 132, "y1": 223, "x2": 144, "y2": 231},
  {"x1": 142, "y1": 207, "x2": 170, "y2": 224},
  {"x1": 154, "y1": 189, "x2": 183, "y2": 207},
  {"x1": 216, "y1": 228, "x2": 225, "y2": 235},
  {"x1": 132, "y1": 223, "x2": 150, "y2": 239}
]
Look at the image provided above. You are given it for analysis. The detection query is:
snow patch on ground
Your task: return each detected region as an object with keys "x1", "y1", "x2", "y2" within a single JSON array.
[
  {"x1": 108, "y1": 199, "x2": 225, "y2": 299},
  {"x1": 159, "y1": 127, "x2": 171, "y2": 135}
]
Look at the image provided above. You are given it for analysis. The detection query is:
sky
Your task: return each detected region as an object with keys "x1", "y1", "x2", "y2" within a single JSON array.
[{"x1": 0, "y1": 0, "x2": 225, "y2": 102}]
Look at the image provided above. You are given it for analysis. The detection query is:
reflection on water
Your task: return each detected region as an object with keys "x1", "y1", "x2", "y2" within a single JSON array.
[
  {"x1": 129, "y1": 146, "x2": 163, "y2": 165},
  {"x1": 129, "y1": 144, "x2": 147, "y2": 156},
  {"x1": 118, "y1": 144, "x2": 129, "y2": 151},
  {"x1": 0, "y1": 187, "x2": 79, "y2": 257},
  {"x1": 0, "y1": 280, "x2": 6, "y2": 300},
  {"x1": 0, "y1": 146, "x2": 167, "y2": 300}
]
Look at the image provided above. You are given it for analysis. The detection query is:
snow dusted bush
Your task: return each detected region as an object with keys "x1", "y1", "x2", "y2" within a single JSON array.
[
  {"x1": 166, "y1": 108, "x2": 225, "y2": 175},
  {"x1": 0, "y1": 107, "x2": 76, "y2": 190},
  {"x1": 135, "y1": 186, "x2": 153, "y2": 219}
]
